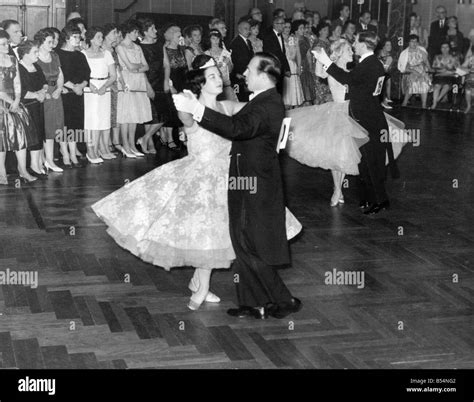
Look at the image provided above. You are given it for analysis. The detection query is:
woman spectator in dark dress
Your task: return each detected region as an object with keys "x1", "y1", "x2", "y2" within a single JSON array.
[
  {"x1": 138, "y1": 18, "x2": 170, "y2": 153},
  {"x1": 56, "y1": 26, "x2": 90, "y2": 168},
  {"x1": 35, "y1": 28, "x2": 65, "y2": 173},
  {"x1": 18, "y1": 40, "x2": 49, "y2": 179},
  {"x1": 446, "y1": 16, "x2": 465, "y2": 62}
]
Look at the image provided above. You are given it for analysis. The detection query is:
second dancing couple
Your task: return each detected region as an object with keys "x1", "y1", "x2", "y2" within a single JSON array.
[{"x1": 93, "y1": 53, "x2": 303, "y2": 319}]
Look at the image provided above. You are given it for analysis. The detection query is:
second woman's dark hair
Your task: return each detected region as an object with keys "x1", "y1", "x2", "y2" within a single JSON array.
[
  {"x1": 85, "y1": 26, "x2": 103, "y2": 45},
  {"x1": 17, "y1": 40, "x2": 37, "y2": 60},
  {"x1": 184, "y1": 54, "x2": 218, "y2": 96},
  {"x1": 291, "y1": 19, "x2": 306, "y2": 35},
  {"x1": 59, "y1": 26, "x2": 81, "y2": 47},
  {"x1": 34, "y1": 28, "x2": 53, "y2": 46}
]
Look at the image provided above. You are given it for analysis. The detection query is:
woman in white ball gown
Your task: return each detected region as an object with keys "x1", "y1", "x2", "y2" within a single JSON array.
[
  {"x1": 287, "y1": 38, "x2": 407, "y2": 207},
  {"x1": 92, "y1": 55, "x2": 302, "y2": 311}
]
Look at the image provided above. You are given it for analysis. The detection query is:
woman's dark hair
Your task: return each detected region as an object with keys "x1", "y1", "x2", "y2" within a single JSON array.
[
  {"x1": 255, "y1": 51, "x2": 281, "y2": 85},
  {"x1": 409, "y1": 12, "x2": 418, "y2": 20},
  {"x1": 184, "y1": 54, "x2": 218, "y2": 96},
  {"x1": 67, "y1": 17, "x2": 87, "y2": 30},
  {"x1": 342, "y1": 20, "x2": 355, "y2": 34},
  {"x1": 440, "y1": 41, "x2": 451, "y2": 50},
  {"x1": 448, "y1": 16, "x2": 458, "y2": 29},
  {"x1": 204, "y1": 29, "x2": 223, "y2": 50},
  {"x1": 138, "y1": 18, "x2": 155, "y2": 36},
  {"x1": 17, "y1": 40, "x2": 37, "y2": 60},
  {"x1": 120, "y1": 19, "x2": 140, "y2": 36},
  {"x1": 60, "y1": 26, "x2": 81, "y2": 47},
  {"x1": 291, "y1": 19, "x2": 306, "y2": 35},
  {"x1": 34, "y1": 28, "x2": 53, "y2": 46},
  {"x1": 408, "y1": 33, "x2": 419, "y2": 42},
  {"x1": 315, "y1": 22, "x2": 331, "y2": 37},
  {"x1": 47, "y1": 27, "x2": 61, "y2": 38},
  {"x1": 0, "y1": 30, "x2": 10, "y2": 40},
  {"x1": 183, "y1": 24, "x2": 202, "y2": 39},
  {"x1": 85, "y1": 26, "x2": 103, "y2": 45},
  {"x1": 249, "y1": 19, "x2": 260, "y2": 29},
  {"x1": 103, "y1": 23, "x2": 118, "y2": 38}
]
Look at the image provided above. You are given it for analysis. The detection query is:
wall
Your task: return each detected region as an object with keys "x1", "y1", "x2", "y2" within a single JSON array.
[
  {"x1": 412, "y1": 0, "x2": 474, "y2": 37},
  {"x1": 86, "y1": 0, "x2": 331, "y2": 30}
]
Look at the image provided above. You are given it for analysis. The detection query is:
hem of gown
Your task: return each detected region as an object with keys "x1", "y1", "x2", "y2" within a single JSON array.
[{"x1": 94, "y1": 209, "x2": 235, "y2": 271}]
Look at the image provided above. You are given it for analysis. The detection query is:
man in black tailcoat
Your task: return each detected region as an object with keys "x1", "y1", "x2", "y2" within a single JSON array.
[
  {"x1": 262, "y1": 16, "x2": 290, "y2": 94},
  {"x1": 173, "y1": 53, "x2": 301, "y2": 320},
  {"x1": 314, "y1": 31, "x2": 399, "y2": 215}
]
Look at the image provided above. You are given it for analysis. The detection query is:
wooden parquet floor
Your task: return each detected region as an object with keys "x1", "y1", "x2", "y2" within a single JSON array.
[{"x1": 0, "y1": 108, "x2": 473, "y2": 370}]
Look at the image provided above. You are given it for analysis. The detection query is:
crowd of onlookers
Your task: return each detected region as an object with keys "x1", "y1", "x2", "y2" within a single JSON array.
[{"x1": 0, "y1": 3, "x2": 473, "y2": 184}]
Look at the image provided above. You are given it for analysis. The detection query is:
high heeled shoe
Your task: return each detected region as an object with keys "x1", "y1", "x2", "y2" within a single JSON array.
[
  {"x1": 188, "y1": 277, "x2": 221, "y2": 303},
  {"x1": 131, "y1": 149, "x2": 145, "y2": 157},
  {"x1": 98, "y1": 151, "x2": 115, "y2": 160},
  {"x1": 45, "y1": 161, "x2": 63, "y2": 173},
  {"x1": 339, "y1": 195, "x2": 345, "y2": 204},
  {"x1": 136, "y1": 138, "x2": 150, "y2": 154},
  {"x1": 330, "y1": 191, "x2": 341, "y2": 207},
  {"x1": 187, "y1": 293, "x2": 207, "y2": 311},
  {"x1": 0, "y1": 174, "x2": 8, "y2": 185},
  {"x1": 120, "y1": 149, "x2": 137, "y2": 158},
  {"x1": 29, "y1": 168, "x2": 48, "y2": 180},
  {"x1": 19, "y1": 175, "x2": 38, "y2": 184},
  {"x1": 86, "y1": 154, "x2": 103, "y2": 164}
]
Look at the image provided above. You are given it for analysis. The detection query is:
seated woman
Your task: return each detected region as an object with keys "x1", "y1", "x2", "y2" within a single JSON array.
[
  {"x1": 398, "y1": 34, "x2": 431, "y2": 109},
  {"x1": 430, "y1": 42, "x2": 460, "y2": 109},
  {"x1": 92, "y1": 55, "x2": 302, "y2": 311}
]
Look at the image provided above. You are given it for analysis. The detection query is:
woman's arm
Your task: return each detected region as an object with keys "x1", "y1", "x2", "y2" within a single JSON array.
[
  {"x1": 163, "y1": 46, "x2": 171, "y2": 93},
  {"x1": 221, "y1": 100, "x2": 246, "y2": 115},
  {"x1": 295, "y1": 42, "x2": 302, "y2": 72},
  {"x1": 116, "y1": 45, "x2": 142, "y2": 72},
  {"x1": 138, "y1": 48, "x2": 149, "y2": 73},
  {"x1": 184, "y1": 48, "x2": 194, "y2": 70},
  {"x1": 11, "y1": 62, "x2": 21, "y2": 111}
]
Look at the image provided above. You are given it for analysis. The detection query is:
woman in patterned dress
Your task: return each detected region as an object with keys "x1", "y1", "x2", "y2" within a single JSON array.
[{"x1": 430, "y1": 42, "x2": 459, "y2": 110}]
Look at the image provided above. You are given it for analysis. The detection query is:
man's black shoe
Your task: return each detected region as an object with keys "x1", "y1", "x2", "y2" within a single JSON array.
[
  {"x1": 227, "y1": 306, "x2": 268, "y2": 319},
  {"x1": 269, "y1": 298, "x2": 302, "y2": 319},
  {"x1": 359, "y1": 201, "x2": 370, "y2": 209},
  {"x1": 363, "y1": 200, "x2": 390, "y2": 215}
]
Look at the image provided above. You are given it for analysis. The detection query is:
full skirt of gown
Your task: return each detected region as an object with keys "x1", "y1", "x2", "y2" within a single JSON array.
[
  {"x1": 286, "y1": 102, "x2": 408, "y2": 175},
  {"x1": 92, "y1": 125, "x2": 302, "y2": 270}
]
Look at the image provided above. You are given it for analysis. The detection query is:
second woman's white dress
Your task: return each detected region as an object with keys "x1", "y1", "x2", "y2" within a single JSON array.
[
  {"x1": 82, "y1": 49, "x2": 114, "y2": 130},
  {"x1": 287, "y1": 74, "x2": 408, "y2": 175}
]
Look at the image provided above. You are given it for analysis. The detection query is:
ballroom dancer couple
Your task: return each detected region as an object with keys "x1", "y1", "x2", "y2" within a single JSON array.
[
  {"x1": 93, "y1": 53, "x2": 303, "y2": 319},
  {"x1": 288, "y1": 32, "x2": 407, "y2": 214}
]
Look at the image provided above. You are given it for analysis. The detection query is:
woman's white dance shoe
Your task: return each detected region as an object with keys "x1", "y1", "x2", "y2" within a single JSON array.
[
  {"x1": 188, "y1": 277, "x2": 221, "y2": 303},
  {"x1": 44, "y1": 161, "x2": 63, "y2": 173}
]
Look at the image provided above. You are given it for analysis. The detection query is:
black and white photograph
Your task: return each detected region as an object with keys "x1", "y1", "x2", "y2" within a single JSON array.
[{"x1": 0, "y1": 0, "x2": 473, "y2": 401}]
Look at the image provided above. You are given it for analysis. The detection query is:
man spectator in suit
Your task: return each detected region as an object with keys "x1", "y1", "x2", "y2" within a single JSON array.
[
  {"x1": 357, "y1": 11, "x2": 376, "y2": 33},
  {"x1": 230, "y1": 18, "x2": 254, "y2": 101},
  {"x1": 262, "y1": 16, "x2": 291, "y2": 94},
  {"x1": 428, "y1": 6, "x2": 448, "y2": 62},
  {"x1": 332, "y1": 4, "x2": 350, "y2": 31},
  {"x1": 1, "y1": 19, "x2": 22, "y2": 59}
]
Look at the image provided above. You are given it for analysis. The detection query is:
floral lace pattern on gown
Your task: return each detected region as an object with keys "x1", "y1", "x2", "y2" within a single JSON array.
[{"x1": 92, "y1": 103, "x2": 302, "y2": 270}]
